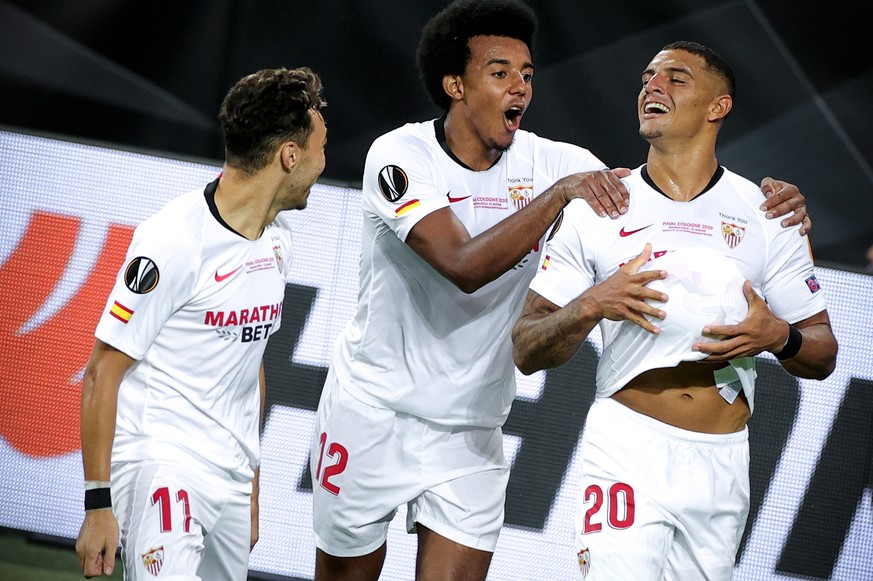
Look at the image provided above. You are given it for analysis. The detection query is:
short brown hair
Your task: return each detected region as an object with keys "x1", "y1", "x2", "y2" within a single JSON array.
[{"x1": 219, "y1": 67, "x2": 326, "y2": 173}]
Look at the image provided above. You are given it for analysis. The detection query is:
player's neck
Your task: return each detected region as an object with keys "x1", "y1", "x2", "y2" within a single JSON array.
[
  {"x1": 442, "y1": 111, "x2": 503, "y2": 171},
  {"x1": 645, "y1": 143, "x2": 719, "y2": 202},
  {"x1": 215, "y1": 166, "x2": 278, "y2": 240}
]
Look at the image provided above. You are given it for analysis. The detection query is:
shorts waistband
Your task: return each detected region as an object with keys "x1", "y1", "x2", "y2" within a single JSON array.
[{"x1": 592, "y1": 397, "x2": 748, "y2": 447}]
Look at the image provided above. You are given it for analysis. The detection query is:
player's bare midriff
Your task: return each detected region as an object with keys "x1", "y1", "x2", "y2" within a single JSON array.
[{"x1": 611, "y1": 361, "x2": 751, "y2": 434}]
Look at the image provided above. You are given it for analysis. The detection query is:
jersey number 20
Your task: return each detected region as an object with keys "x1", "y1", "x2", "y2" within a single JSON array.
[{"x1": 582, "y1": 482, "x2": 635, "y2": 533}]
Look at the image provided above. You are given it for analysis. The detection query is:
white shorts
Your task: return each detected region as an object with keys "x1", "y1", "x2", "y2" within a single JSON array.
[
  {"x1": 111, "y1": 458, "x2": 252, "y2": 580},
  {"x1": 576, "y1": 398, "x2": 750, "y2": 581},
  {"x1": 311, "y1": 369, "x2": 509, "y2": 557}
]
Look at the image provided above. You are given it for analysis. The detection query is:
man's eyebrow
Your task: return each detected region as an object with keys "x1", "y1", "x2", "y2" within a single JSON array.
[
  {"x1": 484, "y1": 58, "x2": 535, "y2": 70},
  {"x1": 643, "y1": 65, "x2": 693, "y2": 76}
]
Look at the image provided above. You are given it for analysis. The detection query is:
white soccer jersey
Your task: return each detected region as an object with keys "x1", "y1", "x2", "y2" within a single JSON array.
[
  {"x1": 332, "y1": 119, "x2": 607, "y2": 427},
  {"x1": 95, "y1": 179, "x2": 293, "y2": 481},
  {"x1": 530, "y1": 165, "x2": 828, "y2": 412}
]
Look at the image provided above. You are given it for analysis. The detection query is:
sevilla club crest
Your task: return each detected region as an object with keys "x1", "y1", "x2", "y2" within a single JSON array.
[
  {"x1": 721, "y1": 221, "x2": 745, "y2": 249},
  {"x1": 142, "y1": 546, "x2": 165, "y2": 576}
]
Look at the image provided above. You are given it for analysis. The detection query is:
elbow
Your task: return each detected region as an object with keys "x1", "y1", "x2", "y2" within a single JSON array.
[
  {"x1": 803, "y1": 363, "x2": 835, "y2": 381},
  {"x1": 81, "y1": 361, "x2": 102, "y2": 403},
  {"x1": 795, "y1": 341, "x2": 839, "y2": 380},
  {"x1": 786, "y1": 359, "x2": 836, "y2": 382},
  {"x1": 815, "y1": 366, "x2": 836, "y2": 381},
  {"x1": 812, "y1": 353, "x2": 838, "y2": 380},
  {"x1": 434, "y1": 251, "x2": 500, "y2": 294},
  {"x1": 516, "y1": 363, "x2": 539, "y2": 376},
  {"x1": 456, "y1": 280, "x2": 483, "y2": 294},
  {"x1": 512, "y1": 340, "x2": 550, "y2": 376},
  {"x1": 815, "y1": 340, "x2": 840, "y2": 380},
  {"x1": 440, "y1": 251, "x2": 506, "y2": 294},
  {"x1": 444, "y1": 268, "x2": 487, "y2": 294},
  {"x1": 512, "y1": 350, "x2": 537, "y2": 376}
]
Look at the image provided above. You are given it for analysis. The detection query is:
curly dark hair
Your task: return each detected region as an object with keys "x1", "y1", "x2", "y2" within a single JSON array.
[
  {"x1": 219, "y1": 67, "x2": 326, "y2": 173},
  {"x1": 416, "y1": 0, "x2": 538, "y2": 111}
]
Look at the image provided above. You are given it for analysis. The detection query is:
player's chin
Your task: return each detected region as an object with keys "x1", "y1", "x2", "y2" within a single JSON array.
[
  {"x1": 490, "y1": 135, "x2": 514, "y2": 153},
  {"x1": 297, "y1": 189, "x2": 313, "y2": 209}
]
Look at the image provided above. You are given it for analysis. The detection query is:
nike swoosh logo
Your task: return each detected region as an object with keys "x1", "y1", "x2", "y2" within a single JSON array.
[
  {"x1": 447, "y1": 192, "x2": 472, "y2": 203},
  {"x1": 214, "y1": 266, "x2": 243, "y2": 282},
  {"x1": 619, "y1": 224, "x2": 653, "y2": 237}
]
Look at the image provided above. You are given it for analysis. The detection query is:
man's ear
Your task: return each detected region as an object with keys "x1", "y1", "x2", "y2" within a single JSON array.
[
  {"x1": 279, "y1": 141, "x2": 299, "y2": 173},
  {"x1": 442, "y1": 74, "x2": 464, "y2": 102},
  {"x1": 710, "y1": 94, "x2": 733, "y2": 122}
]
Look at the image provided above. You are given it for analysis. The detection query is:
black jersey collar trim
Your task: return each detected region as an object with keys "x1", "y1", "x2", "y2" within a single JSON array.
[
  {"x1": 204, "y1": 177, "x2": 248, "y2": 239},
  {"x1": 433, "y1": 115, "x2": 501, "y2": 171},
  {"x1": 434, "y1": 115, "x2": 474, "y2": 170},
  {"x1": 641, "y1": 164, "x2": 724, "y2": 201}
]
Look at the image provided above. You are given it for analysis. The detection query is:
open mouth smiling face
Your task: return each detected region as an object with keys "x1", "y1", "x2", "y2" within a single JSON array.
[
  {"x1": 504, "y1": 104, "x2": 524, "y2": 131},
  {"x1": 642, "y1": 100, "x2": 670, "y2": 118}
]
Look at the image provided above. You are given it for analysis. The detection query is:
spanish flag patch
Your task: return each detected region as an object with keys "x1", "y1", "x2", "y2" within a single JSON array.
[
  {"x1": 110, "y1": 300, "x2": 134, "y2": 324},
  {"x1": 395, "y1": 199, "x2": 420, "y2": 217}
]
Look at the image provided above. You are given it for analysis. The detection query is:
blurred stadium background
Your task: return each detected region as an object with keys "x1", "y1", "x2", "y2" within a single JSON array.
[{"x1": 1, "y1": 0, "x2": 870, "y2": 269}]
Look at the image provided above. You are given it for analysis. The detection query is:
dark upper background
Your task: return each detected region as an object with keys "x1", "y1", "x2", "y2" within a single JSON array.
[{"x1": 1, "y1": 0, "x2": 870, "y2": 270}]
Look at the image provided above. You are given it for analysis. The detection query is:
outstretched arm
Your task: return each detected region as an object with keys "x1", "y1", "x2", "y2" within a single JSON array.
[{"x1": 407, "y1": 170, "x2": 629, "y2": 293}]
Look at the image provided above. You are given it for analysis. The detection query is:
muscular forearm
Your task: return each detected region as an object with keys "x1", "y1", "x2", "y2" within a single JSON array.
[
  {"x1": 410, "y1": 170, "x2": 627, "y2": 293},
  {"x1": 80, "y1": 342, "x2": 132, "y2": 482},
  {"x1": 512, "y1": 295, "x2": 600, "y2": 375},
  {"x1": 449, "y1": 184, "x2": 571, "y2": 292},
  {"x1": 81, "y1": 371, "x2": 120, "y2": 482}
]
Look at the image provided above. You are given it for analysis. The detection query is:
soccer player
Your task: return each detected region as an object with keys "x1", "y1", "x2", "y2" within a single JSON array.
[
  {"x1": 310, "y1": 1, "x2": 812, "y2": 579},
  {"x1": 511, "y1": 41, "x2": 838, "y2": 579},
  {"x1": 75, "y1": 67, "x2": 327, "y2": 580}
]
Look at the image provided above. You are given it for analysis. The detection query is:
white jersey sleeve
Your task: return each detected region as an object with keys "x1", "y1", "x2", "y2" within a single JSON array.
[
  {"x1": 759, "y1": 226, "x2": 826, "y2": 324},
  {"x1": 529, "y1": 199, "x2": 604, "y2": 308},
  {"x1": 95, "y1": 196, "x2": 197, "y2": 360},
  {"x1": 362, "y1": 125, "x2": 451, "y2": 243}
]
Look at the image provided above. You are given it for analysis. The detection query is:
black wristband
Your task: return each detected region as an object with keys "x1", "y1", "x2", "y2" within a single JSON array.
[
  {"x1": 774, "y1": 324, "x2": 803, "y2": 360},
  {"x1": 84, "y1": 487, "x2": 112, "y2": 510}
]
